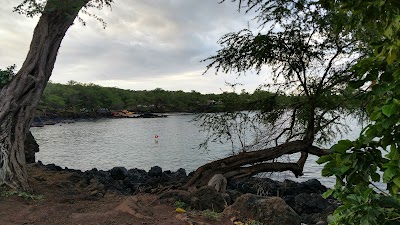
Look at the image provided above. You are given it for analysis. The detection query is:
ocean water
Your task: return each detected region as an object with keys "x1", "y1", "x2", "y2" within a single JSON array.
[{"x1": 31, "y1": 113, "x2": 363, "y2": 187}]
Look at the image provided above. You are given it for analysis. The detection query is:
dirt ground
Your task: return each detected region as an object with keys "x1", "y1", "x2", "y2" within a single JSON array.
[{"x1": 0, "y1": 165, "x2": 233, "y2": 225}]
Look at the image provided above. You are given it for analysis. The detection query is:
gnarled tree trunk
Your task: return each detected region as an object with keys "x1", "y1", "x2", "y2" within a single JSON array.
[
  {"x1": 184, "y1": 140, "x2": 327, "y2": 188},
  {"x1": 0, "y1": 0, "x2": 88, "y2": 190}
]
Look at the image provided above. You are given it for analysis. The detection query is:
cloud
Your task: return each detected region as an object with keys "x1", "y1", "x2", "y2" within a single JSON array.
[{"x1": 0, "y1": 0, "x2": 266, "y2": 93}]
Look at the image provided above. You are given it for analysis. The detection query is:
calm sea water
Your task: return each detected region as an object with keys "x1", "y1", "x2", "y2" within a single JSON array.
[{"x1": 31, "y1": 113, "x2": 363, "y2": 187}]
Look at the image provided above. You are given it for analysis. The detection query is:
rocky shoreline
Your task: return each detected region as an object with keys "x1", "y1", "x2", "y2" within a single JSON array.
[{"x1": 34, "y1": 161, "x2": 338, "y2": 225}]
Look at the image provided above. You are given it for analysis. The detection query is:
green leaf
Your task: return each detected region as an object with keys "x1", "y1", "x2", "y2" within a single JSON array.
[
  {"x1": 331, "y1": 140, "x2": 353, "y2": 154},
  {"x1": 340, "y1": 166, "x2": 350, "y2": 173},
  {"x1": 316, "y1": 155, "x2": 332, "y2": 164},
  {"x1": 369, "y1": 110, "x2": 381, "y2": 121},
  {"x1": 393, "y1": 98, "x2": 400, "y2": 105},
  {"x1": 387, "y1": 47, "x2": 397, "y2": 65},
  {"x1": 385, "y1": 26, "x2": 394, "y2": 38},
  {"x1": 382, "y1": 103, "x2": 398, "y2": 117},
  {"x1": 321, "y1": 162, "x2": 336, "y2": 177},
  {"x1": 393, "y1": 176, "x2": 400, "y2": 188},
  {"x1": 383, "y1": 167, "x2": 397, "y2": 182},
  {"x1": 386, "y1": 146, "x2": 399, "y2": 160},
  {"x1": 365, "y1": 127, "x2": 377, "y2": 140},
  {"x1": 393, "y1": 69, "x2": 400, "y2": 79},
  {"x1": 378, "y1": 195, "x2": 400, "y2": 208},
  {"x1": 322, "y1": 189, "x2": 334, "y2": 198},
  {"x1": 381, "y1": 116, "x2": 398, "y2": 129},
  {"x1": 362, "y1": 188, "x2": 373, "y2": 199},
  {"x1": 390, "y1": 185, "x2": 399, "y2": 194}
]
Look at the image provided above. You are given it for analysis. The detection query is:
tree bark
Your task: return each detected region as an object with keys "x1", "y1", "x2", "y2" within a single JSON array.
[
  {"x1": 0, "y1": 0, "x2": 88, "y2": 190},
  {"x1": 183, "y1": 140, "x2": 327, "y2": 188}
]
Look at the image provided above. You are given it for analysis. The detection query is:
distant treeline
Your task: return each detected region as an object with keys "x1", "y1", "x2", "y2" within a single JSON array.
[
  {"x1": 38, "y1": 81, "x2": 361, "y2": 116},
  {"x1": 38, "y1": 81, "x2": 293, "y2": 114}
]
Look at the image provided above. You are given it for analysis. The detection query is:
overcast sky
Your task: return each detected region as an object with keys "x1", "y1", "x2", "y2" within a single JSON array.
[{"x1": 0, "y1": 0, "x2": 270, "y2": 94}]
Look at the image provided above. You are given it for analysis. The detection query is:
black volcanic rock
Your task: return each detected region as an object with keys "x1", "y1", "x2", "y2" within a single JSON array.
[
  {"x1": 148, "y1": 166, "x2": 162, "y2": 177},
  {"x1": 110, "y1": 167, "x2": 128, "y2": 180}
]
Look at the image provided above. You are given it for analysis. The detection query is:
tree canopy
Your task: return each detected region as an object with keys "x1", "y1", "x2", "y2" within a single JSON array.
[
  {"x1": 189, "y1": 1, "x2": 400, "y2": 223},
  {"x1": 185, "y1": 0, "x2": 365, "y2": 188}
]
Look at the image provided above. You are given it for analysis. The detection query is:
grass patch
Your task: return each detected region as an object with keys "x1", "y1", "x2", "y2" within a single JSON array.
[
  {"x1": 174, "y1": 200, "x2": 187, "y2": 209},
  {"x1": 234, "y1": 219, "x2": 264, "y2": 225},
  {"x1": 201, "y1": 209, "x2": 222, "y2": 220},
  {"x1": 245, "y1": 219, "x2": 263, "y2": 225},
  {"x1": 0, "y1": 185, "x2": 44, "y2": 200}
]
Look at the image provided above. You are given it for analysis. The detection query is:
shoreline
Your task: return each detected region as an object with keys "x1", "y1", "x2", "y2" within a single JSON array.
[
  {"x1": 28, "y1": 161, "x2": 337, "y2": 225},
  {"x1": 0, "y1": 162, "x2": 339, "y2": 225},
  {"x1": 31, "y1": 111, "x2": 191, "y2": 127},
  {"x1": 35, "y1": 160, "x2": 330, "y2": 196}
]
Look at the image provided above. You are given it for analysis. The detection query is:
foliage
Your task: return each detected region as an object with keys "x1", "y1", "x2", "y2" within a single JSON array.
[
  {"x1": 233, "y1": 219, "x2": 264, "y2": 225},
  {"x1": 316, "y1": 0, "x2": 400, "y2": 224},
  {"x1": 203, "y1": 1, "x2": 399, "y2": 223},
  {"x1": 244, "y1": 219, "x2": 263, "y2": 225},
  {"x1": 201, "y1": 209, "x2": 222, "y2": 221},
  {"x1": 38, "y1": 81, "x2": 287, "y2": 114},
  {"x1": 199, "y1": 0, "x2": 364, "y2": 175},
  {"x1": 0, "y1": 185, "x2": 43, "y2": 200},
  {"x1": 174, "y1": 200, "x2": 187, "y2": 209},
  {"x1": 0, "y1": 65, "x2": 16, "y2": 88},
  {"x1": 13, "y1": 0, "x2": 114, "y2": 28}
]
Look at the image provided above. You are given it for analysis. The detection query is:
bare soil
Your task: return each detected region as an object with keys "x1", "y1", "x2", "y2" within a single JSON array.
[{"x1": 0, "y1": 165, "x2": 233, "y2": 225}]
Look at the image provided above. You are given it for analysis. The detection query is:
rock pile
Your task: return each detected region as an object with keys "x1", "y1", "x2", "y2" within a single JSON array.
[
  {"x1": 37, "y1": 162, "x2": 338, "y2": 225},
  {"x1": 38, "y1": 162, "x2": 189, "y2": 196}
]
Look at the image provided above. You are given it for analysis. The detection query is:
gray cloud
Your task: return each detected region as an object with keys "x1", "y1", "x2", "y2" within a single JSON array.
[{"x1": 0, "y1": 0, "x2": 265, "y2": 93}]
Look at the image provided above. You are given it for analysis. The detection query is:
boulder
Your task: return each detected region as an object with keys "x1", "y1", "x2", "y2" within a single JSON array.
[
  {"x1": 279, "y1": 179, "x2": 327, "y2": 196},
  {"x1": 298, "y1": 179, "x2": 327, "y2": 194},
  {"x1": 228, "y1": 177, "x2": 279, "y2": 196},
  {"x1": 45, "y1": 163, "x2": 62, "y2": 171},
  {"x1": 294, "y1": 193, "x2": 327, "y2": 214},
  {"x1": 24, "y1": 131, "x2": 39, "y2": 163},
  {"x1": 171, "y1": 168, "x2": 187, "y2": 182},
  {"x1": 158, "y1": 189, "x2": 190, "y2": 204},
  {"x1": 128, "y1": 168, "x2": 148, "y2": 181},
  {"x1": 110, "y1": 167, "x2": 128, "y2": 180},
  {"x1": 229, "y1": 178, "x2": 327, "y2": 197},
  {"x1": 300, "y1": 213, "x2": 327, "y2": 225},
  {"x1": 148, "y1": 166, "x2": 162, "y2": 177},
  {"x1": 224, "y1": 193, "x2": 301, "y2": 225},
  {"x1": 226, "y1": 189, "x2": 243, "y2": 204},
  {"x1": 188, "y1": 186, "x2": 227, "y2": 212}
]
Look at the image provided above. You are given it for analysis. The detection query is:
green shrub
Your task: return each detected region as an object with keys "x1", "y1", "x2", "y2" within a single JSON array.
[
  {"x1": 201, "y1": 209, "x2": 222, "y2": 220},
  {"x1": 0, "y1": 186, "x2": 43, "y2": 200},
  {"x1": 174, "y1": 200, "x2": 187, "y2": 209}
]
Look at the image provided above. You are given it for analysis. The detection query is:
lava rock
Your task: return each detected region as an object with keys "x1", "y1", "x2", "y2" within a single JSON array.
[
  {"x1": 298, "y1": 179, "x2": 327, "y2": 194},
  {"x1": 224, "y1": 193, "x2": 301, "y2": 225},
  {"x1": 45, "y1": 163, "x2": 62, "y2": 171},
  {"x1": 189, "y1": 186, "x2": 227, "y2": 212},
  {"x1": 294, "y1": 193, "x2": 327, "y2": 214},
  {"x1": 148, "y1": 166, "x2": 162, "y2": 177},
  {"x1": 110, "y1": 167, "x2": 128, "y2": 180}
]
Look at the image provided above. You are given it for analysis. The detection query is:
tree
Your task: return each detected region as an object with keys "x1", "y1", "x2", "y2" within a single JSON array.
[
  {"x1": 184, "y1": 0, "x2": 365, "y2": 188},
  {"x1": 0, "y1": 0, "x2": 113, "y2": 190},
  {"x1": 316, "y1": 0, "x2": 400, "y2": 224}
]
